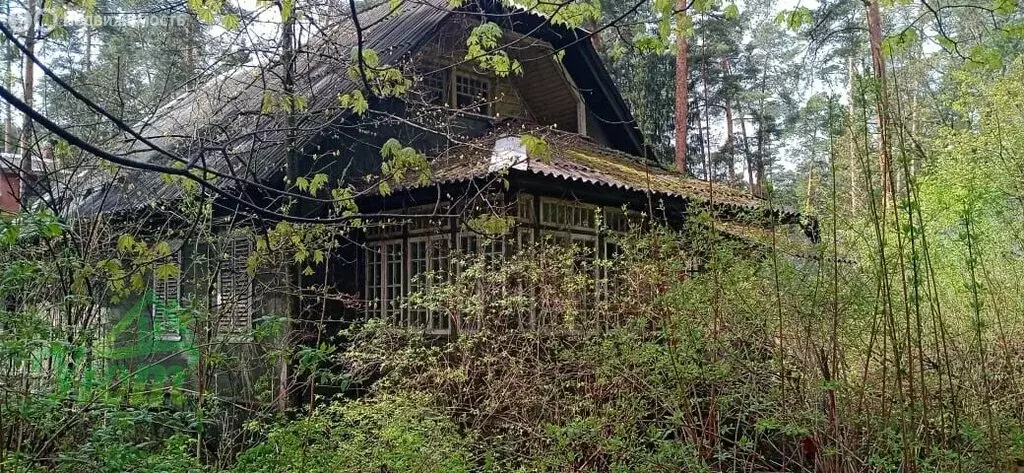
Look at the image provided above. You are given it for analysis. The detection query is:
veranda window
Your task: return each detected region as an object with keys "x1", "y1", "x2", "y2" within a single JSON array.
[
  {"x1": 365, "y1": 236, "x2": 453, "y2": 334},
  {"x1": 363, "y1": 196, "x2": 636, "y2": 333},
  {"x1": 540, "y1": 197, "x2": 596, "y2": 231}
]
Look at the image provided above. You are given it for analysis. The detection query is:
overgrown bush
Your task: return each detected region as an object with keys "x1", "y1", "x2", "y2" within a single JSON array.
[
  {"x1": 233, "y1": 394, "x2": 472, "y2": 472},
  {"x1": 4, "y1": 204, "x2": 1024, "y2": 471}
]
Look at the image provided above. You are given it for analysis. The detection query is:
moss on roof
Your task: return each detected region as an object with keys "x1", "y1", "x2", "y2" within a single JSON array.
[{"x1": 414, "y1": 128, "x2": 799, "y2": 220}]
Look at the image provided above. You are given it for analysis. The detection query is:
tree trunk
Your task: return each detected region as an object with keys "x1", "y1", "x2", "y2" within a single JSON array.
[
  {"x1": 910, "y1": 78, "x2": 920, "y2": 175},
  {"x1": 18, "y1": 0, "x2": 38, "y2": 179},
  {"x1": 848, "y1": 56, "x2": 858, "y2": 213},
  {"x1": 805, "y1": 130, "x2": 818, "y2": 212},
  {"x1": 722, "y1": 59, "x2": 736, "y2": 183},
  {"x1": 755, "y1": 128, "x2": 765, "y2": 197},
  {"x1": 739, "y1": 107, "x2": 755, "y2": 193},
  {"x1": 587, "y1": 19, "x2": 601, "y2": 49},
  {"x1": 3, "y1": 0, "x2": 11, "y2": 154},
  {"x1": 674, "y1": 6, "x2": 689, "y2": 175},
  {"x1": 84, "y1": 20, "x2": 92, "y2": 73},
  {"x1": 279, "y1": 5, "x2": 298, "y2": 414},
  {"x1": 754, "y1": 50, "x2": 771, "y2": 198},
  {"x1": 865, "y1": 0, "x2": 893, "y2": 202}
]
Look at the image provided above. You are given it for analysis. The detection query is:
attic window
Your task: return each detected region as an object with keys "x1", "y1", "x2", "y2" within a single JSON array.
[
  {"x1": 455, "y1": 73, "x2": 491, "y2": 115},
  {"x1": 420, "y1": 70, "x2": 450, "y2": 107},
  {"x1": 415, "y1": 68, "x2": 494, "y2": 116}
]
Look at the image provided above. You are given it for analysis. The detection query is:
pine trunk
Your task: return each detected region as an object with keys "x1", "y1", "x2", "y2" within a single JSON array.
[
  {"x1": 755, "y1": 132, "x2": 765, "y2": 197},
  {"x1": 739, "y1": 107, "x2": 755, "y2": 193},
  {"x1": 722, "y1": 59, "x2": 736, "y2": 183},
  {"x1": 674, "y1": 6, "x2": 689, "y2": 175},
  {"x1": 3, "y1": 0, "x2": 12, "y2": 154},
  {"x1": 18, "y1": 0, "x2": 38, "y2": 177},
  {"x1": 866, "y1": 0, "x2": 893, "y2": 202},
  {"x1": 805, "y1": 130, "x2": 818, "y2": 212},
  {"x1": 848, "y1": 57, "x2": 858, "y2": 212},
  {"x1": 587, "y1": 19, "x2": 601, "y2": 49}
]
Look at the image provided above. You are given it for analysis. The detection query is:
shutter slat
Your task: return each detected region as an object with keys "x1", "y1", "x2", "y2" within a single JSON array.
[{"x1": 217, "y1": 235, "x2": 252, "y2": 336}]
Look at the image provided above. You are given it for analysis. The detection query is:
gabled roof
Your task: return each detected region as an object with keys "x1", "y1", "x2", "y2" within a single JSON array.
[
  {"x1": 398, "y1": 128, "x2": 802, "y2": 223},
  {"x1": 76, "y1": 0, "x2": 646, "y2": 216}
]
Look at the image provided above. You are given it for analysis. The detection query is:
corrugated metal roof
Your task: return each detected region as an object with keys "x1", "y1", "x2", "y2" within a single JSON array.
[
  {"x1": 401, "y1": 128, "x2": 799, "y2": 218},
  {"x1": 75, "y1": 0, "x2": 451, "y2": 215}
]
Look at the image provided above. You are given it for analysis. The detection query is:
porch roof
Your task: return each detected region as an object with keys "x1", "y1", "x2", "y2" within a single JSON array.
[{"x1": 407, "y1": 129, "x2": 801, "y2": 221}]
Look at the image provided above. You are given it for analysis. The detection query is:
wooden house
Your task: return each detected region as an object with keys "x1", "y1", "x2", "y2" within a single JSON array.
[{"x1": 74, "y1": 0, "x2": 815, "y2": 389}]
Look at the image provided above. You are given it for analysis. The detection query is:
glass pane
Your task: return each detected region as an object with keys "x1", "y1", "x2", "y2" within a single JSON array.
[
  {"x1": 408, "y1": 240, "x2": 429, "y2": 328},
  {"x1": 385, "y1": 242, "x2": 404, "y2": 325},
  {"x1": 455, "y1": 74, "x2": 490, "y2": 114},
  {"x1": 365, "y1": 244, "x2": 382, "y2": 317}
]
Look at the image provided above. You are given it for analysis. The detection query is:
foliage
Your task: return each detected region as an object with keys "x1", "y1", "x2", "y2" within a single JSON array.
[
  {"x1": 233, "y1": 395, "x2": 471, "y2": 473},
  {"x1": 3, "y1": 0, "x2": 1024, "y2": 471}
]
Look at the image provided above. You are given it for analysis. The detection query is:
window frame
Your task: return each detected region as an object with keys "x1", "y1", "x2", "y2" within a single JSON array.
[
  {"x1": 539, "y1": 197, "x2": 597, "y2": 232},
  {"x1": 414, "y1": 66, "x2": 495, "y2": 117},
  {"x1": 152, "y1": 247, "x2": 183, "y2": 342},
  {"x1": 453, "y1": 72, "x2": 493, "y2": 116},
  {"x1": 418, "y1": 68, "x2": 451, "y2": 107},
  {"x1": 215, "y1": 234, "x2": 253, "y2": 337},
  {"x1": 363, "y1": 195, "x2": 645, "y2": 335},
  {"x1": 407, "y1": 235, "x2": 453, "y2": 335}
]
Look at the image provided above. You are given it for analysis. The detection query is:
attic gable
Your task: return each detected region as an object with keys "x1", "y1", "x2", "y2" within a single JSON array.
[{"x1": 409, "y1": 18, "x2": 589, "y2": 134}]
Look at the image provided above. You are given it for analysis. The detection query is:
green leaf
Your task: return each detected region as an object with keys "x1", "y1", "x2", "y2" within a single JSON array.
[
  {"x1": 261, "y1": 91, "x2": 276, "y2": 113},
  {"x1": 724, "y1": 3, "x2": 740, "y2": 19},
  {"x1": 280, "y1": 0, "x2": 294, "y2": 21},
  {"x1": 994, "y1": 0, "x2": 1018, "y2": 15},
  {"x1": 521, "y1": 134, "x2": 552, "y2": 163},
  {"x1": 154, "y1": 241, "x2": 172, "y2": 257},
  {"x1": 155, "y1": 263, "x2": 181, "y2": 280},
  {"x1": 117, "y1": 234, "x2": 135, "y2": 253},
  {"x1": 937, "y1": 35, "x2": 956, "y2": 52},
  {"x1": 775, "y1": 7, "x2": 813, "y2": 31},
  {"x1": 223, "y1": 13, "x2": 240, "y2": 30},
  {"x1": 309, "y1": 173, "x2": 329, "y2": 195},
  {"x1": 198, "y1": 8, "x2": 214, "y2": 24},
  {"x1": 967, "y1": 44, "x2": 1004, "y2": 70},
  {"x1": 881, "y1": 28, "x2": 919, "y2": 58},
  {"x1": 351, "y1": 90, "x2": 368, "y2": 115},
  {"x1": 381, "y1": 139, "x2": 402, "y2": 158},
  {"x1": 295, "y1": 176, "x2": 310, "y2": 192}
]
